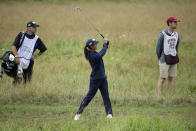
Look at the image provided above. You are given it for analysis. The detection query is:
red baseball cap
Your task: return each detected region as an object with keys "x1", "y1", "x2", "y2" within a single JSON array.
[{"x1": 166, "y1": 16, "x2": 180, "y2": 23}]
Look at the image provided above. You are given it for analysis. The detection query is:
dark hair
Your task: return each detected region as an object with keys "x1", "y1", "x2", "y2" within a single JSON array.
[
  {"x1": 167, "y1": 21, "x2": 174, "y2": 26},
  {"x1": 84, "y1": 45, "x2": 90, "y2": 60},
  {"x1": 167, "y1": 22, "x2": 169, "y2": 26}
]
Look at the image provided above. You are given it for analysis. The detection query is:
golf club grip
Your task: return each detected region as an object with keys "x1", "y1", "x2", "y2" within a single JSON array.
[{"x1": 100, "y1": 33, "x2": 105, "y2": 39}]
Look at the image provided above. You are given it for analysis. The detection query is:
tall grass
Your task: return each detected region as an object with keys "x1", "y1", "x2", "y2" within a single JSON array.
[
  {"x1": 0, "y1": 2, "x2": 196, "y2": 44},
  {"x1": 0, "y1": 40, "x2": 195, "y2": 106}
]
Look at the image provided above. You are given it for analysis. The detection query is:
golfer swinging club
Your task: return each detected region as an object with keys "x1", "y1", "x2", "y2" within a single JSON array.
[
  {"x1": 12, "y1": 21, "x2": 47, "y2": 84},
  {"x1": 74, "y1": 38, "x2": 113, "y2": 120}
]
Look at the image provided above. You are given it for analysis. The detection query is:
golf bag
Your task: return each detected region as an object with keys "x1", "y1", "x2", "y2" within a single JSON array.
[{"x1": 0, "y1": 51, "x2": 18, "y2": 78}]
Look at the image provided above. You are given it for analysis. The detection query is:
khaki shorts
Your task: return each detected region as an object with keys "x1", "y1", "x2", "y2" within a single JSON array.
[{"x1": 159, "y1": 62, "x2": 177, "y2": 78}]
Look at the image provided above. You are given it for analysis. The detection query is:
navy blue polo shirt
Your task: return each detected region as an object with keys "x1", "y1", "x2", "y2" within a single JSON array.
[{"x1": 88, "y1": 43, "x2": 108, "y2": 81}]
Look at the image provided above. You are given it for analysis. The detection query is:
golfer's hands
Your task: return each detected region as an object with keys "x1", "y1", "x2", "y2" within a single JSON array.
[
  {"x1": 103, "y1": 39, "x2": 109, "y2": 48},
  {"x1": 103, "y1": 38, "x2": 108, "y2": 43}
]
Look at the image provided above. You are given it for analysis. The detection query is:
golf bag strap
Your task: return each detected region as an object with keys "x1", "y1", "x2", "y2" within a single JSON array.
[{"x1": 18, "y1": 32, "x2": 25, "y2": 50}]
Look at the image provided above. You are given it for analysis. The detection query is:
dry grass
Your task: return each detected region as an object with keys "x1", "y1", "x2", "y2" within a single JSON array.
[{"x1": 0, "y1": 2, "x2": 196, "y2": 44}]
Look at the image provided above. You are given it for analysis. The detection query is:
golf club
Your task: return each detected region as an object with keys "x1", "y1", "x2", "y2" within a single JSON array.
[
  {"x1": 74, "y1": 7, "x2": 105, "y2": 39},
  {"x1": 15, "y1": 57, "x2": 31, "y2": 60},
  {"x1": 0, "y1": 55, "x2": 31, "y2": 61}
]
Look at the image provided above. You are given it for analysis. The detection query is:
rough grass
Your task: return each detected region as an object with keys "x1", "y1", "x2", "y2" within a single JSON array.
[
  {"x1": 0, "y1": 40, "x2": 195, "y2": 106},
  {"x1": 0, "y1": 1, "x2": 196, "y2": 130},
  {"x1": 0, "y1": 104, "x2": 195, "y2": 131}
]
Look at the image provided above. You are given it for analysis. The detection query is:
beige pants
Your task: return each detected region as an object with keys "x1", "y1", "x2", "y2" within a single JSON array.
[{"x1": 159, "y1": 62, "x2": 177, "y2": 78}]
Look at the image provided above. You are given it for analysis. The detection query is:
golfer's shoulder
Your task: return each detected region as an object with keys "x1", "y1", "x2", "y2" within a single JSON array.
[
  {"x1": 90, "y1": 51, "x2": 100, "y2": 58},
  {"x1": 90, "y1": 51, "x2": 98, "y2": 55}
]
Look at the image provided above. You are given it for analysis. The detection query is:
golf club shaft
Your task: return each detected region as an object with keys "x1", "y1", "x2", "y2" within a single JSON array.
[
  {"x1": 78, "y1": 9, "x2": 105, "y2": 39},
  {"x1": 15, "y1": 57, "x2": 31, "y2": 60}
]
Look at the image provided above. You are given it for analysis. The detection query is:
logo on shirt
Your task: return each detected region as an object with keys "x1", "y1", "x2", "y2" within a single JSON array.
[
  {"x1": 168, "y1": 38, "x2": 176, "y2": 49},
  {"x1": 20, "y1": 45, "x2": 33, "y2": 54}
]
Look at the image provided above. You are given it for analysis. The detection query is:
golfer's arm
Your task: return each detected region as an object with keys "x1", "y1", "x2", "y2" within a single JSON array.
[
  {"x1": 12, "y1": 46, "x2": 19, "y2": 57},
  {"x1": 99, "y1": 43, "x2": 108, "y2": 57}
]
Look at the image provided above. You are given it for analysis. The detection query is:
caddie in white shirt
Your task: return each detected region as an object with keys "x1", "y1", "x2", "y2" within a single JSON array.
[{"x1": 12, "y1": 21, "x2": 47, "y2": 85}]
